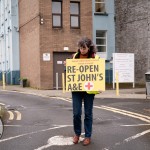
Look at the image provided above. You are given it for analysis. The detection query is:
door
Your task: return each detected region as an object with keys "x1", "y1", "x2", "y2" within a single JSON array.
[{"x1": 53, "y1": 52, "x2": 74, "y2": 89}]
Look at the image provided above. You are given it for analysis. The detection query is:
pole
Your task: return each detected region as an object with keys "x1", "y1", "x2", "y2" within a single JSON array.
[{"x1": 116, "y1": 71, "x2": 119, "y2": 96}]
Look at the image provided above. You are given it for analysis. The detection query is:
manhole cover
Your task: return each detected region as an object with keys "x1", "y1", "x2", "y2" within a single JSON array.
[{"x1": 5, "y1": 105, "x2": 25, "y2": 111}]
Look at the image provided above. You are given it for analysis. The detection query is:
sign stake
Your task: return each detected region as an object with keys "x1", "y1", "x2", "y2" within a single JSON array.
[{"x1": 116, "y1": 71, "x2": 119, "y2": 96}]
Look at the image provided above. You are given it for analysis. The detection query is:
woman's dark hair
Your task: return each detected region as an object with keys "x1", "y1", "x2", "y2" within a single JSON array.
[{"x1": 76, "y1": 37, "x2": 97, "y2": 58}]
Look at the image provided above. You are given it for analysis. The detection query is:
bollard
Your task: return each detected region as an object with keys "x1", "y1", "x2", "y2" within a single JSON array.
[
  {"x1": 62, "y1": 73, "x2": 65, "y2": 93},
  {"x1": 2, "y1": 72, "x2": 5, "y2": 90}
]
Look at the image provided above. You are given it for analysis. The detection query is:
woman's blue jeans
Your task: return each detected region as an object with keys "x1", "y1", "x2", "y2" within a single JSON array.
[{"x1": 72, "y1": 92, "x2": 95, "y2": 138}]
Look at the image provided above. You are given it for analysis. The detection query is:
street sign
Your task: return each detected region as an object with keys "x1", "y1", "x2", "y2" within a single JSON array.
[
  {"x1": 113, "y1": 53, "x2": 135, "y2": 88},
  {"x1": 43, "y1": 53, "x2": 50, "y2": 61}
]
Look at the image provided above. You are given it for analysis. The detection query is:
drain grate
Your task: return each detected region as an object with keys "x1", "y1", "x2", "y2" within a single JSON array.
[{"x1": 5, "y1": 105, "x2": 25, "y2": 111}]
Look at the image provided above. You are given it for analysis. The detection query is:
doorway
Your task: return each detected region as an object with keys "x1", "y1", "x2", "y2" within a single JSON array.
[{"x1": 53, "y1": 52, "x2": 74, "y2": 89}]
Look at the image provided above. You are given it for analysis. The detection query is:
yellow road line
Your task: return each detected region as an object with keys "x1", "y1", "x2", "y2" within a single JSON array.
[
  {"x1": 14, "y1": 111, "x2": 22, "y2": 120},
  {"x1": 49, "y1": 97, "x2": 150, "y2": 123},
  {"x1": 7, "y1": 111, "x2": 14, "y2": 120},
  {"x1": 94, "y1": 106, "x2": 150, "y2": 123},
  {"x1": 101, "y1": 105, "x2": 150, "y2": 120}
]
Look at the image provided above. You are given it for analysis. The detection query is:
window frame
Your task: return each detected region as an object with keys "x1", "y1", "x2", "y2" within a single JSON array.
[
  {"x1": 95, "y1": 0, "x2": 106, "y2": 14},
  {"x1": 70, "y1": 2, "x2": 80, "y2": 29},
  {"x1": 52, "y1": 0, "x2": 62, "y2": 28},
  {"x1": 96, "y1": 30, "x2": 107, "y2": 58}
]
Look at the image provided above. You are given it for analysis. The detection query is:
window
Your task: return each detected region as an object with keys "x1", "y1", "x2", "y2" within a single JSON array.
[
  {"x1": 96, "y1": 30, "x2": 107, "y2": 57},
  {"x1": 52, "y1": 1, "x2": 62, "y2": 28},
  {"x1": 95, "y1": 0, "x2": 106, "y2": 13},
  {"x1": 70, "y1": 2, "x2": 80, "y2": 28}
]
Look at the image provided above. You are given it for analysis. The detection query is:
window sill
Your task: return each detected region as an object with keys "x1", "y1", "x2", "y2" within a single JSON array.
[
  {"x1": 70, "y1": 27, "x2": 80, "y2": 29},
  {"x1": 94, "y1": 12, "x2": 108, "y2": 16},
  {"x1": 52, "y1": 27, "x2": 62, "y2": 29}
]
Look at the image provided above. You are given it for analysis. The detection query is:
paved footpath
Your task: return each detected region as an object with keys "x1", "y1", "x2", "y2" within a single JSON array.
[
  {"x1": 0, "y1": 85, "x2": 148, "y2": 118},
  {"x1": 0, "y1": 85, "x2": 147, "y2": 99}
]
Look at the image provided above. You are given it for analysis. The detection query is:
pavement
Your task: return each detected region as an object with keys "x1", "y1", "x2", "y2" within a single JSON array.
[{"x1": 0, "y1": 85, "x2": 149, "y2": 119}]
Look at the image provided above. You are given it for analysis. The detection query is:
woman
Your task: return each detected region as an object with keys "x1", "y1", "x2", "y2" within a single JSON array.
[{"x1": 72, "y1": 37, "x2": 99, "y2": 146}]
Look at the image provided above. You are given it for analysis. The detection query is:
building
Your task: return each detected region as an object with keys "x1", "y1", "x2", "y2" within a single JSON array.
[
  {"x1": 0, "y1": 0, "x2": 116, "y2": 89},
  {"x1": 0, "y1": 0, "x2": 20, "y2": 84},
  {"x1": 115, "y1": 0, "x2": 150, "y2": 84},
  {"x1": 92, "y1": 0, "x2": 115, "y2": 83},
  {"x1": 19, "y1": 0, "x2": 93, "y2": 89}
]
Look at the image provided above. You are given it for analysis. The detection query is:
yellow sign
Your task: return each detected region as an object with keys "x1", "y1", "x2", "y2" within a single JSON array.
[{"x1": 65, "y1": 58, "x2": 105, "y2": 92}]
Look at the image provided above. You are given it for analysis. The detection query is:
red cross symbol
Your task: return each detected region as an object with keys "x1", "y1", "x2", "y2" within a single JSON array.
[{"x1": 85, "y1": 82, "x2": 93, "y2": 90}]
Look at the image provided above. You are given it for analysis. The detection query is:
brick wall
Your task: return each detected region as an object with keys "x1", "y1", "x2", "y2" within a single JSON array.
[
  {"x1": 19, "y1": 0, "x2": 40, "y2": 88},
  {"x1": 19, "y1": 0, "x2": 92, "y2": 89},
  {"x1": 115, "y1": 0, "x2": 150, "y2": 84}
]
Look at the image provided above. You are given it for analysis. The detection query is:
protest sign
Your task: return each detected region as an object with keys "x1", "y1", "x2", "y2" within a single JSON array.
[{"x1": 65, "y1": 58, "x2": 105, "y2": 92}]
